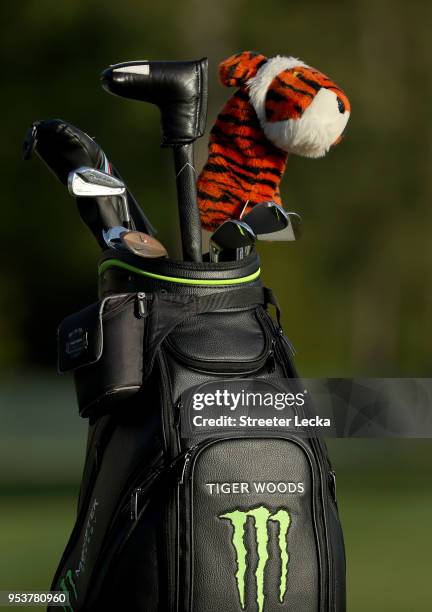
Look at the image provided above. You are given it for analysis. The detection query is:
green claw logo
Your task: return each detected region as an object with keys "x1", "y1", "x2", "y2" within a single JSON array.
[
  {"x1": 220, "y1": 506, "x2": 291, "y2": 612},
  {"x1": 59, "y1": 569, "x2": 77, "y2": 612}
]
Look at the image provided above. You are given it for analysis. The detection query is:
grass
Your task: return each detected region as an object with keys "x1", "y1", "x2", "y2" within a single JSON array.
[
  {"x1": 0, "y1": 493, "x2": 76, "y2": 612},
  {"x1": 342, "y1": 486, "x2": 431, "y2": 611}
]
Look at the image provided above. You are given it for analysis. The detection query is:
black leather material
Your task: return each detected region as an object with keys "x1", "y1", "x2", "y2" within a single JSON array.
[
  {"x1": 50, "y1": 273, "x2": 346, "y2": 610},
  {"x1": 101, "y1": 59, "x2": 208, "y2": 146},
  {"x1": 187, "y1": 439, "x2": 319, "y2": 612},
  {"x1": 167, "y1": 309, "x2": 268, "y2": 364},
  {"x1": 61, "y1": 285, "x2": 271, "y2": 418},
  {"x1": 50, "y1": 386, "x2": 165, "y2": 612},
  {"x1": 23, "y1": 119, "x2": 104, "y2": 182},
  {"x1": 100, "y1": 59, "x2": 207, "y2": 261},
  {"x1": 58, "y1": 294, "x2": 145, "y2": 417},
  {"x1": 23, "y1": 119, "x2": 155, "y2": 243},
  {"x1": 58, "y1": 301, "x2": 103, "y2": 373}
]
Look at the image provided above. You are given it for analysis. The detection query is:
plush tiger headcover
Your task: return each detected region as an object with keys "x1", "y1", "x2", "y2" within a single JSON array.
[{"x1": 198, "y1": 51, "x2": 351, "y2": 231}]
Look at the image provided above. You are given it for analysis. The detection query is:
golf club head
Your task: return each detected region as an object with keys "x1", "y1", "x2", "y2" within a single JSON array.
[
  {"x1": 103, "y1": 227, "x2": 168, "y2": 259},
  {"x1": 23, "y1": 119, "x2": 156, "y2": 239},
  {"x1": 258, "y1": 212, "x2": 302, "y2": 241},
  {"x1": 101, "y1": 59, "x2": 208, "y2": 146},
  {"x1": 122, "y1": 231, "x2": 168, "y2": 259},
  {"x1": 68, "y1": 167, "x2": 125, "y2": 198},
  {"x1": 241, "y1": 201, "x2": 289, "y2": 235},
  {"x1": 101, "y1": 60, "x2": 207, "y2": 262},
  {"x1": 69, "y1": 167, "x2": 131, "y2": 229},
  {"x1": 209, "y1": 220, "x2": 256, "y2": 263}
]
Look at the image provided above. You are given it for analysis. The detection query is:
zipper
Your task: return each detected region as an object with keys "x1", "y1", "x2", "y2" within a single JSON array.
[
  {"x1": 277, "y1": 326, "x2": 296, "y2": 356},
  {"x1": 81, "y1": 449, "x2": 167, "y2": 608},
  {"x1": 85, "y1": 448, "x2": 191, "y2": 611},
  {"x1": 101, "y1": 292, "x2": 148, "y2": 323},
  {"x1": 152, "y1": 351, "x2": 180, "y2": 611},
  {"x1": 130, "y1": 487, "x2": 142, "y2": 521},
  {"x1": 329, "y1": 470, "x2": 337, "y2": 506},
  {"x1": 120, "y1": 451, "x2": 191, "y2": 525},
  {"x1": 267, "y1": 339, "x2": 276, "y2": 373},
  {"x1": 158, "y1": 350, "x2": 181, "y2": 458},
  {"x1": 177, "y1": 436, "x2": 330, "y2": 612},
  {"x1": 179, "y1": 447, "x2": 196, "y2": 485},
  {"x1": 269, "y1": 318, "x2": 336, "y2": 610},
  {"x1": 327, "y1": 474, "x2": 340, "y2": 612},
  {"x1": 135, "y1": 292, "x2": 147, "y2": 318}
]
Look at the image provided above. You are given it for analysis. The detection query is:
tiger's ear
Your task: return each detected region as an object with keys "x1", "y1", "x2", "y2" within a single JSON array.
[{"x1": 219, "y1": 51, "x2": 267, "y2": 87}]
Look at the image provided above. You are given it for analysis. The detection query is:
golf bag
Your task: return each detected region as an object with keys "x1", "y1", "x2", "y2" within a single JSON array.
[{"x1": 50, "y1": 251, "x2": 346, "y2": 612}]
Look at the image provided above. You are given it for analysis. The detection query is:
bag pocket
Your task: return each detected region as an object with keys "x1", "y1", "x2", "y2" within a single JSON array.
[
  {"x1": 58, "y1": 292, "x2": 147, "y2": 418},
  {"x1": 178, "y1": 437, "x2": 330, "y2": 612},
  {"x1": 164, "y1": 307, "x2": 274, "y2": 376}
]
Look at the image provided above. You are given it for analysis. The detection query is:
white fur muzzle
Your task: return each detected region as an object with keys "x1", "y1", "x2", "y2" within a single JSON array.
[
  {"x1": 263, "y1": 88, "x2": 350, "y2": 157},
  {"x1": 247, "y1": 58, "x2": 350, "y2": 158}
]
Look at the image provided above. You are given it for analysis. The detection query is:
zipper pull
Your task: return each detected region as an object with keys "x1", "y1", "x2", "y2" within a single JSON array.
[
  {"x1": 174, "y1": 400, "x2": 183, "y2": 428},
  {"x1": 277, "y1": 328, "x2": 296, "y2": 356},
  {"x1": 267, "y1": 340, "x2": 276, "y2": 373},
  {"x1": 179, "y1": 449, "x2": 195, "y2": 485},
  {"x1": 136, "y1": 292, "x2": 147, "y2": 319},
  {"x1": 130, "y1": 487, "x2": 142, "y2": 521},
  {"x1": 329, "y1": 470, "x2": 337, "y2": 504}
]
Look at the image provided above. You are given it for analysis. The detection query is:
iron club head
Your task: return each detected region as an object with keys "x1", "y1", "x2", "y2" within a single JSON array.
[
  {"x1": 240, "y1": 201, "x2": 302, "y2": 241},
  {"x1": 209, "y1": 220, "x2": 256, "y2": 263},
  {"x1": 257, "y1": 211, "x2": 302, "y2": 241},
  {"x1": 240, "y1": 201, "x2": 289, "y2": 235},
  {"x1": 68, "y1": 167, "x2": 131, "y2": 229}
]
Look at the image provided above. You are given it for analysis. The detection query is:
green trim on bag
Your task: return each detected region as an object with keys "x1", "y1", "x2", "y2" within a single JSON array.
[{"x1": 98, "y1": 259, "x2": 261, "y2": 286}]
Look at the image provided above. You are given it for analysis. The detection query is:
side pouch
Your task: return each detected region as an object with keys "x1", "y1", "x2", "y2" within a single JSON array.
[{"x1": 58, "y1": 293, "x2": 147, "y2": 418}]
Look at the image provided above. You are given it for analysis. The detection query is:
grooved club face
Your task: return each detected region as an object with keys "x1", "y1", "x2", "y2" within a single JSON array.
[{"x1": 68, "y1": 167, "x2": 126, "y2": 198}]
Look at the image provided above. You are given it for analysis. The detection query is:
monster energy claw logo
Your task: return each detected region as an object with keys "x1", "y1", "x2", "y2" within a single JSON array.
[
  {"x1": 59, "y1": 569, "x2": 77, "y2": 612},
  {"x1": 220, "y1": 506, "x2": 291, "y2": 612}
]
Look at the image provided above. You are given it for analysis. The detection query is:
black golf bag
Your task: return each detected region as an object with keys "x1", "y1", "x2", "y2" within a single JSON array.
[
  {"x1": 28, "y1": 57, "x2": 347, "y2": 611},
  {"x1": 50, "y1": 250, "x2": 346, "y2": 612}
]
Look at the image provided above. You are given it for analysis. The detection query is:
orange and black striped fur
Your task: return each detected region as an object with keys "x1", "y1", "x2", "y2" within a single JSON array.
[{"x1": 198, "y1": 51, "x2": 351, "y2": 232}]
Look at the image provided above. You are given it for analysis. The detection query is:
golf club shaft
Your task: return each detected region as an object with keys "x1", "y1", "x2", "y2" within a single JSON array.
[
  {"x1": 109, "y1": 162, "x2": 156, "y2": 236},
  {"x1": 173, "y1": 144, "x2": 202, "y2": 262}
]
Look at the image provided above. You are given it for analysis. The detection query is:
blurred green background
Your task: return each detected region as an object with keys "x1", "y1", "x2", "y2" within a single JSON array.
[{"x1": 1, "y1": 0, "x2": 431, "y2": 609}]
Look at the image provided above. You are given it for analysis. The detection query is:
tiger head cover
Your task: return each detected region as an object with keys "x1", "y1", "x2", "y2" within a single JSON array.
[{"x1": 198, "y1": 51, "x2": 351, "y2": 231}]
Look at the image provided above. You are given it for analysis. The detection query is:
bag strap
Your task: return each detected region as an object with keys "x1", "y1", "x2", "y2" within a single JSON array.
[
  {"x1": 193, "y1": 286, "x2": 282, "y2": 326},
  {"x1": 194, "y1": 285, "x2": 265, "y2": 313}
]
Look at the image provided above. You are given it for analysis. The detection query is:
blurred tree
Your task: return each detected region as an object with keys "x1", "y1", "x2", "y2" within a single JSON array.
[{"x1": 0, "y1": 0, "x2": 430, "y2": 375}]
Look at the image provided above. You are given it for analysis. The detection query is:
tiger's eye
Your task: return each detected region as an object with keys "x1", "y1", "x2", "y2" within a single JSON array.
[{"x1": 337, "y1": 97, "x2": 345, "y2": 113}]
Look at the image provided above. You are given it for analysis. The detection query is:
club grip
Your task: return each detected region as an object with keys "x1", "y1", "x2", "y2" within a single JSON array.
[{"x1": 173, "y1": 144, "x2": 202, "y2": 262}]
